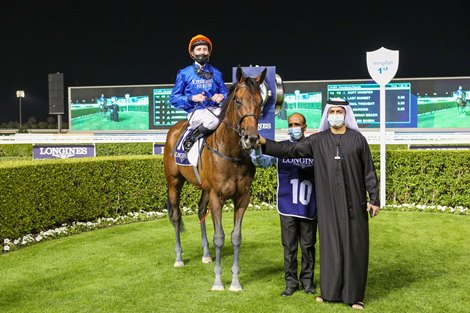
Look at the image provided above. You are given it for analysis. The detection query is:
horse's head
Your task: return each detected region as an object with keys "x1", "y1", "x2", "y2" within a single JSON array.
[{"x1": 229, "y1": 66, "x2": 267, "y2": 150}]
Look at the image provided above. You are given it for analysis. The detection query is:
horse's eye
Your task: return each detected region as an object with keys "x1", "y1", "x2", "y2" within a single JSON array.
[{"x1": 235, "y1": 98, "x2": 242, "y2": 105}]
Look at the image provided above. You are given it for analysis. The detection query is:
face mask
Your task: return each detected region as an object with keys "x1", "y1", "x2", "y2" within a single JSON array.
[
  {"x1": 287, "y1": 127, "x2": 303, "y2": 141},
  {"x1": 328, "y1": 114, "x2": 345, "y2": 128},
  {"x1": 193, "y1": 54, "x2": 210, "y2": 65}
]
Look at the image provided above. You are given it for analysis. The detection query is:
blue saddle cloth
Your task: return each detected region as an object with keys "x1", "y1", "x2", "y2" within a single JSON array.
[{"x1": 174, "y1": 128, "x2": 193, "y2": 166}]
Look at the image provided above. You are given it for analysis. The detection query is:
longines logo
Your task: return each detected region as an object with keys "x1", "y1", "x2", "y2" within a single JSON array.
[
  {"x1": 258, "y1": 123, "x2": 271, "y2": 130},
  {"x1": 281, "y1": 158, "x2": 314, "y2": 169},
  {"x1": 39, "y1": 147, "x2": 89, "y2": 159}
]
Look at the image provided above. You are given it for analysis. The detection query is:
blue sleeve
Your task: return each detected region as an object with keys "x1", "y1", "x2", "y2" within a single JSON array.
[
  {"x1": 169, "y1": 70, "x2": 194, "y2": 112},
  {"x1": 250, "y1": 147, "x2": 276, "y2": 168}
]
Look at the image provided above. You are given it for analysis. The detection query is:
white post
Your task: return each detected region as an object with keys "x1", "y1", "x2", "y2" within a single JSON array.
[
  {"x1": 379, "y1": 85, "x2": 386, "y2": 208},
  {"x1": 366, "y1": 47, "x2": 399, "y2": 209}
]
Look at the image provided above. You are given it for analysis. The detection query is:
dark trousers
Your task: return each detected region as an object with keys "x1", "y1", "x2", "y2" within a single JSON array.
[{"x1": 280, "y1": 214, "x2": 317, "y2": 289}]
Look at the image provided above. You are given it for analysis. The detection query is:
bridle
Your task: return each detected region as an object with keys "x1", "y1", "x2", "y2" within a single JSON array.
[
  {"x1": 203, "y1": 81, "x2": 263, "y2": 162},
  {"x1": 222, "y1": 82, "x2": 263, "y2": 135}
]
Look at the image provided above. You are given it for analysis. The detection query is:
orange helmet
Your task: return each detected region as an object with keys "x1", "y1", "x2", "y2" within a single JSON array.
[{"x1": 188, "y1": 34, "x2": 212, "y2": 55}]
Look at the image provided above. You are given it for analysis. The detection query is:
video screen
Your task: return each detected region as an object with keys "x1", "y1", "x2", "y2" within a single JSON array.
[
  {"x1": 69, "y1": 86, "x2": 152, "y2": 131},
  {"x1": 278, "y1": 77, "x2": 470, "y2": 129},
  {"x1": 275, "y1": 90, "x2": 322, "y2": 129},
  {"x1": 69, "y1": 77, "x2": 470, "y2": 131}
]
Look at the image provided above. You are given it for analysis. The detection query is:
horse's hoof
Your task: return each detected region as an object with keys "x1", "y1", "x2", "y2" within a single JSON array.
[
  {"x1": 229, "y1": 284, "x2": 243, "y2": 292},
  {"x1": 174, "y1": 261, "x2": 184, "y2": 267},
  {"x1": 202, "y1": 256, "x2": 213, "y2": 264},
  {"x1": 211, "y1": 284, "x2": 224, "y2": 291}
]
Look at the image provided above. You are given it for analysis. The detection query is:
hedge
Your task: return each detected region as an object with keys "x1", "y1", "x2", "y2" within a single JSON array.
[{"x1": 382, "y1": 150, "x2": 470, "y2": 207}]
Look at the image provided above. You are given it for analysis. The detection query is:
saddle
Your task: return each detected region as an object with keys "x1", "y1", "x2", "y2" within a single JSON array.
[{"x1": 173, "y1": 127, "x2": 205, "y2": 167}]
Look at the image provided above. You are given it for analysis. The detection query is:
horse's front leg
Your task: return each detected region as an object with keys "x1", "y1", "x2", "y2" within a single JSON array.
[
  {"x1": 229, "y1": 194, "x2": 250, "y2": 292},
  {"x1": 209, "y1": 193, "x2": 225, "y2": 291},
  {"x1": 198, "y1": 191, "x2": 212, "y2": 264}
]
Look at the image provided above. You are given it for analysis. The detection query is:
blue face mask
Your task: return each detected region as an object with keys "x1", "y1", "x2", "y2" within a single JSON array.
[{"x1": 288, "y1": 127, "x2": 303, "y2": 141}]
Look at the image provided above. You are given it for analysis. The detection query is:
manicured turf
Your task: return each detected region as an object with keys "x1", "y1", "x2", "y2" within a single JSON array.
[{"x1": 1, "y1": 210, "x2": 469, "y2": 313}]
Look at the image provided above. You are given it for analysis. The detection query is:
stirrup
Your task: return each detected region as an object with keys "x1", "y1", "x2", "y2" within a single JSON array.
[{"x1": 183, "y1": 139, "x2": 194, "y2": 153}]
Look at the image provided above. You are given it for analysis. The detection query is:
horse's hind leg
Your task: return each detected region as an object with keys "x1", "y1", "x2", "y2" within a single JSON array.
[
  {"x1": 209, "y1": 192, "x2": 225, "y2": 291},
  {"x1": 167, "y1": 181, "x2": 185, "y2": 267},
  {"x1": 198, "y1": 191, "x2": 212, "y2": 264}
]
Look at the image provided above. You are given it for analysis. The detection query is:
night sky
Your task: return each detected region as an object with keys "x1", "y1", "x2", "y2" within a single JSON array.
[{"x1": 1, "y1": 1, "x2": 469, "y2": 124}]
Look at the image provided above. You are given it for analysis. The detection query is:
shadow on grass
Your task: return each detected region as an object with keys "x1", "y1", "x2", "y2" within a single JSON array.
[{"x1": 368, "y1": 261, "x2": 420, "y2": 301}]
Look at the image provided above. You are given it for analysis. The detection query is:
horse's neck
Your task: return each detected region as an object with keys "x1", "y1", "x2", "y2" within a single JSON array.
[
  {"x1": 214, "y1": 121, "x2": 240, "y2": 150},
  {"x1": 211, "y1": 113, "x2": 244, "y2": 158}
]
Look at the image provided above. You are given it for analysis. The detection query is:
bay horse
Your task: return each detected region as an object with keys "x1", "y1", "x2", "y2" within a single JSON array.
[
  {"x1": 99, "y1": 102, "x2": 108, "y2": 118},
  {"x1": 163, "y1": 66, "x2": 266, "y2": 291},
  {"x1": 456, "y1": 97, "x2": 467, "y2": 116}
]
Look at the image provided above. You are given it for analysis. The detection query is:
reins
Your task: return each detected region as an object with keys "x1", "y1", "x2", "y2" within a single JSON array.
[{"x1": 199, "y1": 82, "x2": 261, "y2": 162}]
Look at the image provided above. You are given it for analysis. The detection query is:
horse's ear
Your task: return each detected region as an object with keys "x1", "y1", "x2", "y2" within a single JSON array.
[
  {"x1": 236, "y1": 65, "x2": 244, "y2": 83},
  {"x1": 256, "y1": 68, "x2": 267, "y2": 84}
]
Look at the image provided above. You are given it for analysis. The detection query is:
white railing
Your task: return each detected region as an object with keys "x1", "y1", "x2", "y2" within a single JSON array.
[
  {"x1": 1, "y1": 130, "x2": 470, "y2": 145},
  {"x1": 0, "y1": 132, "x2": 168, "y2": 144}
]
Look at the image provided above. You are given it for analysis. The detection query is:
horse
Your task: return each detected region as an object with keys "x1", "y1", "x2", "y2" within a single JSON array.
[
  {"x1": 163, "y1": 66, "x2": 266, "y2": 291},
  {"x1": 456, "y1": 97, "x2": 467, "y2": 116},
  {"x1": 99, "y1": 102, "x2": 108, "y2": 118}
]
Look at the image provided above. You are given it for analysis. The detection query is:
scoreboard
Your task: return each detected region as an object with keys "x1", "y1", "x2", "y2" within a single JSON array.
[
  {"x1": 153, "y1": 88, "x2": 186, "y2": 127},
  {"x1": 327, "y1": 83, "x2": 416, "y2": 128}
]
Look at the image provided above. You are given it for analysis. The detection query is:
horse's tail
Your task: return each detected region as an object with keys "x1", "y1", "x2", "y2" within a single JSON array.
[
  {"x1": 197, "y1": 190, "x2": 210, "y2": 224},
  {"x1": 166, "y1": 190, "x2": 185, "y2": 232},
  {"x1": 198, "y1": 203, "x2": 209, "y2": 224}
]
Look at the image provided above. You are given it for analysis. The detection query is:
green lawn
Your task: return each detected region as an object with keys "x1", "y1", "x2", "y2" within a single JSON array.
[
  {"x1": 71, "y1": 112, "x2": 150, "y2": 130},
  {"x1": 1, "y1": 210, "x2": 469, "y2": 313},
  {"x1": 418, "y1": 107, "x2": 470, "y2": 128}
]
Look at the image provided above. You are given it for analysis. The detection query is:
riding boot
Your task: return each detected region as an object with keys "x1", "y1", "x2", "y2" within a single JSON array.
[{"x1": 183, "y1": 125, "x2": 212, "y2": 153}]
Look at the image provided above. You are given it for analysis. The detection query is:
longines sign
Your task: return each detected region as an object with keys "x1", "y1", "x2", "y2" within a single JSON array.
[
  {"x1": 33, "y1": 145, "x2": 96, "y2": 159},
  {"x1": 153, "y1": 143, "x2": 164, "y2": 155}
]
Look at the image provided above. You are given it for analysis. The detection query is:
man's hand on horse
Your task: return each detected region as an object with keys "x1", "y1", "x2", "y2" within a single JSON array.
[
  {"x1": 253, "y1": 135, "x2": 266, "y2": 149},
  {"x1": 211, "y1": 94, "x2": 224, "y2": 104},
  {"x1": 258, "y1": 135, "x2": 266, "y2": 145}
]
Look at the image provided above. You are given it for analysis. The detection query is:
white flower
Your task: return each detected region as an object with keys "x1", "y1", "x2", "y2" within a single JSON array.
[
  {"x1": 4, "y1": 245, "x2": 10, "y2": 251},
  {"x1": 3, "y1": 238, "x2": 10, "y2": 244}
]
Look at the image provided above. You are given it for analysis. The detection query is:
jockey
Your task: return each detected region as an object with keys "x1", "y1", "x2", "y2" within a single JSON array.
[
  {"x1": 456, "y1": 85, "x2": 466, "y2": 101},
  {"x1": 170, "y1": 34, "x2": 228, "y2": 152}
]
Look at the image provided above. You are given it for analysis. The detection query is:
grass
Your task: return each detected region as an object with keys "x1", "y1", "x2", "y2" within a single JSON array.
[
  {"x1": 71, "y1": 111, "x2": 150, "y2": 131},
  {"x1": 1, "y1": 210, "x2": 469, "y2": 313}
]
